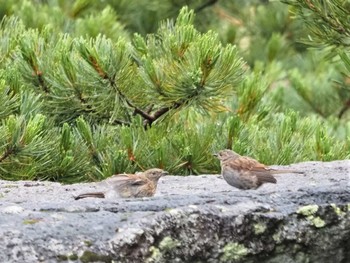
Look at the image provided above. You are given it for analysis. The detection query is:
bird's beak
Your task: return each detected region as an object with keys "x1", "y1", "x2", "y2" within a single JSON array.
[
  {"x1": 213, "y1": 153, "x2": 218, "y2": 157},
  {"x1": 162, "y1": 171, "x2": 169, "y2": 175}
]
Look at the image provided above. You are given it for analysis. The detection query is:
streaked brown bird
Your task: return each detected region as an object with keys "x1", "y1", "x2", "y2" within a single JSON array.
[
  {"x1": 74, "y1": 168, "x2": 168, "y2": 200},
  {"x1": 214, "y1": 149, "x2": 303, "y2": 190}
]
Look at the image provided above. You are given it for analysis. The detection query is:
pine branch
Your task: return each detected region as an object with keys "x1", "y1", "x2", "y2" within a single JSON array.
[
  {"x1": 303, "y1": 97, "x2": 326, "y2": 118},
  {"x1": 195, "y1": 0, "x2": 219, "y2": 13},
  {"x1": 87, "y1": 55, "x2": 143, "y2": 122},
  {"x1": 304, "y1": 0, "x2": 350, "y2": 37},
  {"x1": 0, "y1": 146, "x2": 14, "y2": 163},
  {"x1": 98, "y1": 114, "x2": 131, "y2": 126},
  {"x1": 36, "y1": 71, "x2": 50, "y2": 94},
  {"x1": 143, "y1": 102, "x2": 182, "y2": 127},
  {"x1": 113, "y1": 83, "x2": 184, "y2": 128},
  {"x1": 152, "y1": 104, "x2": 179, "y2": 119},
  {"x1": 20, "y1": 44, "x2": 50, "y2": 94},
  {"x1": 87, "y1": 54, "x2": 185, "y2": 127},
  {"x1": 110, "y1": 81, "x2": 156, "y2": 123},
  {"x1": 338, "y1": 99, "x2": 350, "y2": 119},
  {"x1": 284, "y1": 0, "x2": 350, "y2": 47}
]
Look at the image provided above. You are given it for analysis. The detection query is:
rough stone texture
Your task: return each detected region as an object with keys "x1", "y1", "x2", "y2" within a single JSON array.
[{"x1": 0, "y1": 160, "x2": 349, "y2": 263}]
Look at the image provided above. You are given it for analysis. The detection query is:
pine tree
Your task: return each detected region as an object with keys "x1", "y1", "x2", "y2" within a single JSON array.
[
  {"x1": 0, "y1": 6, "x2": 245, "y2": 181},
  {"x1": 0, "y1": 0, "x2": 349, "y2": 182},
  {"x1": 283, "y1": 0, "x2": 350, "y2": 119}
]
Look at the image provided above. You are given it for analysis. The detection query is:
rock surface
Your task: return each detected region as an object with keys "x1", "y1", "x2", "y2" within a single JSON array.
[{"x1": 0, "y1": 160, "x2": 349, "y2": 263}]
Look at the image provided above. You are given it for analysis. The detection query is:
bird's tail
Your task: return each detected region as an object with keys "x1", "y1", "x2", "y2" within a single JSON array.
[
  {"x1": 269, "y1": 169, "x2": 304, "y2": 175},
  {"x1": 74, "y1": 192, "x2": 105, "y2": 200}
]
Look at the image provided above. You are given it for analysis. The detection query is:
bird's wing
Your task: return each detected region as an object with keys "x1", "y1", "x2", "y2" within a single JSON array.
[
  {"x1": 126, "y1": 174, "x2": 149, "y2": 186},
  {"x1": 229, "y1": 156, "x2": 268, "y2": 172},
  {"x1": 106, "y1": 173, "x2": 148, "y2": 186},
  {"x1": 228, "y1": 156, "x2": 276, "y2": 184},
  {"x1": 105, "y1": 173, "x2": 130, "y2": 184},
  {"x1": 256, "y1": 173, "x2": 277, "y2": 184},
  {"x1": 129, "y1": 178, "x2": 148, "y2": 186}
]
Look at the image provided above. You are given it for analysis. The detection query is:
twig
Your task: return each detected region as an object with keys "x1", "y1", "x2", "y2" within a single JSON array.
[
  {"x1": 338, "y1": 99, "x2": 350, "y2": 119},
  {"x1": 36, "y1": 71, "x2": 50, "y2": 94},
  {"x1": 195, "y1": 0, "x2": 219, "y2": 13},
  {"x1": 0, "y1": 147, "x2": 14, "y2": 163},
  {"x1": 89, "y1": 56, "x2": 186, "y2": 128}
]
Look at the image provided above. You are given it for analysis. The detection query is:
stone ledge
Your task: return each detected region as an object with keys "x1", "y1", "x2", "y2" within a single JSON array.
[{"x1": 0, "y1": 160, "x2": 349, "y2": 262}]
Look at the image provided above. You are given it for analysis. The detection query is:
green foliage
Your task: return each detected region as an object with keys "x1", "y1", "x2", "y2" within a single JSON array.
[
  {"x1": 0, "y1": 114, "x2": 56, "y2": 180},
  {"x1": 0, "y1": 1, "x2": 349, "y2": 182},
  {"x1": 74, "y1": 6, "x2": 129, "y2": 40},
  {"x1": 284, "y1": 0, "x2": 350, "y2": 48},
  {"x1": 0, "y1": 80, "x2": 19, "y2": 119},
  {"x1": 134, "y1": 7, "x2": 245, "y2": 114}
]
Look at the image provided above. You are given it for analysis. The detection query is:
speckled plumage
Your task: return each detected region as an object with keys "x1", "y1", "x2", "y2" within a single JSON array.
[
  {"x1": 74, "y1": 168, "x2": 168, "y2": 199},
  {"x1": 215, "y1": 149, "x2": 303, "y2": 190}
]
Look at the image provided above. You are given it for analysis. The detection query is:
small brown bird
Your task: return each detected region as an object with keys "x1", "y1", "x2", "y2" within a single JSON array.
[
  {"x1": 74, "y1": 168, "x2": 168, "y2": 200},
  {"x1": 215, "y1": 149, "x2": 303, "y2": 190}
]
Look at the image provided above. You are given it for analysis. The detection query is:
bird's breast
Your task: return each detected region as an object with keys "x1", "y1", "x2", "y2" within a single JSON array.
[{"x1": 222, "y1": 168, "x2": 259, "y2": 190}]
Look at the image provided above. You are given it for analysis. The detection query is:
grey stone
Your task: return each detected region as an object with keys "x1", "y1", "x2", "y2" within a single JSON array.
[{"x1": 0, "y1": 160, "x2": 349, "y2": 262}]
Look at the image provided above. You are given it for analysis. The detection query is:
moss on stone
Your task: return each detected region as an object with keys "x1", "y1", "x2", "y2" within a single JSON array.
[
  {"x1": 147, "y1": 246, "x2": 162, "y2": 262},
  {"x1": 56, "y1": 253, "x2": 78, "y2": 261},
  {"x1": 272, "y1": 232, "x2": 282, "y2": 243},
  {"x1": 221, "y1": 242, "x2": 249, "y2": 261},
  {"x1": 83, "y1": 240, "x2": 93, "y2": 247},
  {"x1": 22, "y1": 218, "x2": 41, "y2": 225},
  {"x1": 56, "y1": 254, "x2": 68, "y2": 261},
  {"x1": 80, "y1": 250, "x2": 112, "y2": 263},
  {"x1": 296, "y1": 205, "x2": 319, "y2": 216},
  {"x1": 311, "y1": 216, "x2": 326, "y2": 228},
  {"x1": 159, "y1": 236, "x2": 180, "y2": 251},
  {"x1": 253, "y1": 222, "x2": 267, "y2": 234},
  {"x1": 146, "y1": 236, "x2": 181, "y2": 262},
  {"x1": 296, "y1": 204, "x2": 327, "y2": 227},
  {"x1": 296, "y1": 204, "x2": 327, "y2": 228},
  {"x1": 331, "y1": 203, "x2": 346, "y2": 217}
]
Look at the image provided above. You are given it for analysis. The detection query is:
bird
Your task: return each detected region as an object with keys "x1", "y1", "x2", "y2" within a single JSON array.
[
  {"x1": 214, "y1": 149, "x2": 303, "y2": 190},
  {"x1": 74, "y1": 168, "x2": 168, "y2": 200}
]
